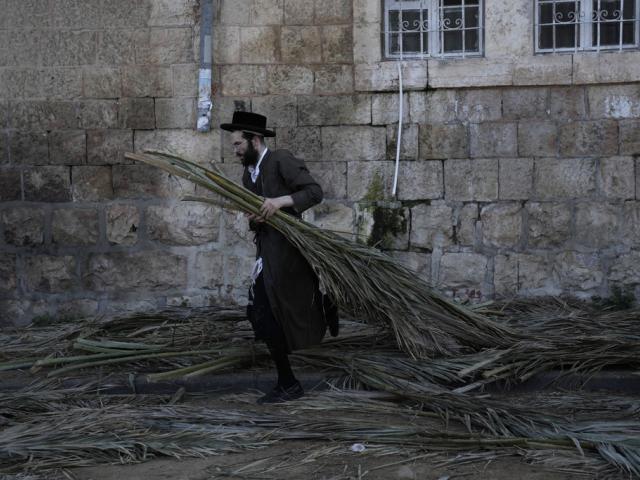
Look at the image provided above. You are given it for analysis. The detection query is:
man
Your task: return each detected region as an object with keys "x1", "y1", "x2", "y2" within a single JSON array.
[{"x1": 220, "y1": 111, "x2": 338, "y2": 404}]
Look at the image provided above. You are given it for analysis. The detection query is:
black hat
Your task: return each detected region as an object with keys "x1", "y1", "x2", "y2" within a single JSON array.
[{"x1": 220, "y1": 111, "x2": 275, "y2": 137}]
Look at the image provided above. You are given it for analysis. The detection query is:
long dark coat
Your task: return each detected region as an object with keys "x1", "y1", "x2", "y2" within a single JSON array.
[{"x1": 243, "y1": 149, "x2": 331, "y2": 352}]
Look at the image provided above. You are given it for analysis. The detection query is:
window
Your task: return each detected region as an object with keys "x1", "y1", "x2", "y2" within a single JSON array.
[
  {"x1": 535, "y1": 0, "x2": 640, "y2": 52},
  {"x1": 384, "y1": 0, "x2": 484, "y2": 59}
]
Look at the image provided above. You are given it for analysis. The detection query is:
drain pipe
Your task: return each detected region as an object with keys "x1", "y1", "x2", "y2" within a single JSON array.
[{"x1": 197, "y1": 0, "x2": 214, "y2": 132}]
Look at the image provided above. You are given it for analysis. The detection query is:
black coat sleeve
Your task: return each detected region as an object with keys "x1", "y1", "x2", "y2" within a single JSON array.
[{"x1": 277, "y1": 150, "x2": 323, "y2": 213}]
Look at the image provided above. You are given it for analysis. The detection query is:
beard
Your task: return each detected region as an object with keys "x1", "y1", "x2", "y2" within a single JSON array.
[{"x1": 239, "y1": 140, "x2": 259, "y2": 167}]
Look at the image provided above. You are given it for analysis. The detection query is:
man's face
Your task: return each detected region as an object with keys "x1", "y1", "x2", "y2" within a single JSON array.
[{"x1": 231, "y1": 131, "x2": 258, "y2": 167}]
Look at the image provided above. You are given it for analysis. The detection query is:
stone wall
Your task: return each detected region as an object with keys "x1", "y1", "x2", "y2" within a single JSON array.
[{"x1": 1, "y1": 0, "x2": 639, "y2": 326}]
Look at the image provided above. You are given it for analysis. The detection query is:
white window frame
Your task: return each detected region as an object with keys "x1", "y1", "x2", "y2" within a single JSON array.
[
  {"x1": 535, "y1": 0, "x2": 640, "y2": 53},
  {"x1": 384, "y1": 0, "x2": 484, "y2": 59}
]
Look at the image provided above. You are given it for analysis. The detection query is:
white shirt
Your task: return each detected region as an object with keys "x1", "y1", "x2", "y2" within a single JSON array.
[{"x1": 248, "y1": 147, "x2": 269, "y2": 184}]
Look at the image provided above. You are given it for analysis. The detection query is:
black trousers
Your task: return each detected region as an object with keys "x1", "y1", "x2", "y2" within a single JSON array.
[{"x1": 247, "y1": 273, "x2": 289, "y2": 352}]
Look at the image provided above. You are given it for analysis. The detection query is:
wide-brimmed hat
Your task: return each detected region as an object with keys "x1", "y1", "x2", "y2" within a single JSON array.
[{"x1": 220, "y1": 111, "x2": 275, "y2": 137}]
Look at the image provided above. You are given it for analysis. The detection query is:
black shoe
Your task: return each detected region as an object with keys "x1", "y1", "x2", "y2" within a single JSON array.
[{"x1": 257, "y1": 381, "x2": 304, "y2": 404}]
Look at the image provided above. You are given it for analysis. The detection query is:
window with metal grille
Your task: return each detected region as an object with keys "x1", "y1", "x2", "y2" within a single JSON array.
[
  {"x1": 535, "y1": 0, "x2": 640, "y2": 52},
  {"x1": 383, "y1": 0, "x2": 484, "y2": 58}
]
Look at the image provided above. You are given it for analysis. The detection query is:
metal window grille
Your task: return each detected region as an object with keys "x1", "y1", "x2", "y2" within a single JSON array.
[
  {"x1": 535, "y1": 0, "x2": 640, "y2": 52},
  {"x1": 384, "y1": 0, "x2": 484, "y2": 58}
]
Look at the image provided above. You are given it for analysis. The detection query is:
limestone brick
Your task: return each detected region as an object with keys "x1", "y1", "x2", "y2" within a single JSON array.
[
  {"x1": 419, "y1": 124, "x2": 468, "y2": 159},
  {"x1": 470, "y1": 123, "x2": 518, "y2": 158},
  {"x1": 388, "y1": 251, "x2": 431, "y2": 283},
  {"x1": 97, "y1": 29, "x2": 141, "y2": 65},
  {"x1": 553, "y1": 251, "x2": 603, "y2": 294},
  {"x1": 303, "y1": 202, "x2": 353, "y2": 237},
  {"x1": 575, "y1": 202, "x2": 620, "y2": 249},
  {"x1": 101, "y1": 0, "x2": 150, "y2": 28},
  {"x1": 608, "y1": 251, "x2": 640, "y2": 286},
  {"x1": 107, "y1": 204, "x2": 139, "y2": 246},
  {"x1": 52, "y1": 208, "x2": 99, "y2": 246},
  {"x1": 24, "y1": 166, "x2": 72, "y2": 203},
  {"x1": 314, "y1": 65, "x2": 354, "y2": 95},
  {"x1": 620, "y1": 120, "x2": 640, "y2": 155},
  {"x1": 484, "y1": 0, "x2": 532, "y2": 58},
  {"x1": 533, "y1": 158, "x2": 597, "y2": 200},
  {"x1": 396, "y1": 160, "x2": 443, "y2": 201},
  {"x1": 0, "y1": 167, "x2": 21, "y2": 201},
  {"x1": 121, "y1": 65, "x2": 172, "y2": 97},
  {"x1": 457, "y1": 203, "x2": 478, "y2": 246},
  {"x1": 134, "y1": 129, "x2": 220, "y2": 168},
  {"x1": 355, "y1": 61, "x2": 427, "y2": 91},
  {"x1": 220, "y1": 0, "x2": 251, "y2": 25},
  {"x1": 77, "y1": 100, "x2": 119, "y2": 129},
  {"x1": 2, "y1": 208, "x2": 45, "y2": 246},
  {"x1": 11, "y1": 101, "x2": 79, "y2": 130},
  {"x1": 86, "y1": 252, "x2": 188, "y2": 292},
  {"x1": 25, "y1": 255, "x2": 76, "y2": 293},
  {"x1": 621, "y1": 202, "x2": 640, "y2": 247},
  {"x1": 457, "y1": 89, "x2": 502, "y2": 123},
  {"x1": 353, "y1": 22, "x2": 381, "y2": 63},
  {"x1": 284, "y1": 0, "x2": 314, "y2": 24},
  {"x1": 548, "y1": 87, "x2": 587, "y2": 120},
  {"x1": 427, "y1": 58, "x2": 513, "y2": 88},
  {"x1": 559, "y1": 120, "x2": 618, "y2": 157},
  {"x1": 49, "y1": 130, "x2": 86, "y2": 165},
  {"x1": 410, "y1": 203, "x2": 454, "y2": 249},
  {"x1": 221, "y1": 65, "x2": 268, "y2": 96},
  {"x1": 588, "y1": 84, "x2": 640, "y2": 119},
  {"x1": 437, "y1": 253, "x2": 488, "y2": 300},
  {"x1": 386, "y1": 124, "x2": 418, "y2": 161},
  {"x1": 71, "y1": 166, "x2": 114, "y2": 202},
  {"x1": 87, "y1": 130, "x2": 134, "y2": 165},
  {"x1": 148, "y1": 0, "x2": 197, "y2": 27},
  {"x1": 267, "y1": 65, "x2": 314, "y2": 94},
  {"x1": 9, "y1": 132, "x2": 48, "y2": 165},
  {"x1": 321, "y1": 25, "x2": 353, "y2": 63},
  {"x1": 41, "y1": 31, "x2": 98, "y2": 67},
  {"x1": 57, "y1": 299, "x2": 100, "y2": 319},
  {"x1": 0, "y1": 254, "x2": 16, "y2": 293},
  {"x1": 499, "y1": 158, "x2": 533, "y2": 200},
  {"x1": 118, "y1": 98, "x2": 155, "y2": 129},
  {"x1": 155, "y1": 98, "x2": 196, "y2": 129},
  {"x1": 346, "y1": 161, "x2": 394, "y2": 200},
  {"x1": 171, "y1": 64, "x2": 197, "y2": 98},
  {"x1": 599, "y1": 157, "x2": 635, "y2": 200},
  {"x1": 250, "y1": 0, "x2": 284, "y2": 25},
  {"x1": 355, "y1": 203, "x2": 409, "y2": 250},
  {"x1": 240, "y1": 27, "x2": 279, "y2": 63},
  {"x1": 526, "y1": 202, "x2": 572, "y2": 248},
  {"x1": 495, "y1": 253, "x2": 560, "y2": 297},
  {"x1": 372, "y1": 93, "x2": 410, "y2": 126},
  {"x1": 275, "y1": 127, "x2": 322, "y2": 160},
  {"x1": 322, "y1": 126, "x2": 385, "y2": 161},
  {"x1": 306, "y1": 161, "x2": 347, "y2": 199},
  {"x1": 83, "y1": 66, "x2": 121, "y2": 98},
  {"x1": 194, "y1": 251, "x2": 225, "y2": 289},
  {"x1": 513, "y1": 55, "x2": 572, "y2": 86},
  {"x1": 314, "y1": 0, "x2": 352, "y2": 24},
  {"x1": 517, "y1": 121, "x2": 558, "y2": 157},
  {"x1": 251, "y1": 96, "x2": 297, "y2": 127},
  {"x1": 112, "y1": 164, "x2": 196, "y2": 199},
  {"x1": 136, "y1": 28, "x2": 194, "y2": 65},
  {"x1": 573, "y1": 51, "x2": 640, "y2": 84},
  {"x1": 502, "y1": 88, "x2": 549, "y2": 120},
  {"x1": 281, "y1": 27, "x2": 322, "y2": 63},
  {"x1": 214, "y1": 26, "x2": 241, "y2": 64},
  {"x1": 409, "y1": 90, "x2": 457, "y2": 124},
  {"x1": 146, "y1": 203, "x2": 220, "y2": 246},
  {"x1": 480, "y1": 202, "x2": 523, "y2": 248},
  {"x1": 444, "y1": 158, "x2": 499, "y2": 202},
  {"x1": 299, "y1": 95, "x2": 371, "y2": 126}
]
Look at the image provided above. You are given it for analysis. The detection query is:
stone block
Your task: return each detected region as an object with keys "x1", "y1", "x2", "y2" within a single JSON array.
[
  {"x1": 49, "y1": 130, "x2": 86, "y2": 166},
  {"x1": 83, "y1": 66, "x2": 121, "y2": 98},
  {"x1": 502, "y1": 87, "x2": 548, "y2": 120},
  {"x1": 608, "y1": 251, "x2": 640, "y2": 286},
  {"x1": 220, "y1": 0, "x2": 251, "y2": 24},
  {"x1": 388, "y1": 251, "x2": 431, "y2": 283},
  {"x1": 494, "y1": 253, "x2": 559, "y2": 297},
  {"x1": 194, "y1": 251, "x2": 225, "y2": 289},
  {"x1": 250, "y1": 0, "x2": 284, "y2": 24},
  {"x1": 620, "y1": 120, "x2": 640, "y2": 155},
  {"x1": 480, "y1": 203, "x2": 523, "y2": 248},
  {"x1": 2, "y1": 207, "x2": 44, "y2": 246},
  {"x1": 314, "y1": 0, "x2": 352, "y2": 23},
  {"x1": 213, "y1": 26, "x2": 241, "y2": 64},
  {"x1": 119, "y1": 98, "x2": 155, "y2": 129},
  {"x1": 353, "y1": 0, "x2": 381, "y2": 24},
  {"x1": 251, "y1": 96, "x2": 297, "y2": 127},
  {"x1": 386, "y1": 124, "x2": 419, "y2": 161},
  {"x1": 71, "y1": 166, "x2": 113, "y2": 202},
  {"x1": 155, "y1": 98, "x2": 196, "y2": 129},
  {"x1": 513, "y1": 55, "x2": 572, "y2": 86},
  {"x1": 299, "y1": 95, "x2": 371, "y2": 126},
  {"x1": 533, "y1": 158, "x2": 596, "y2": 200},
  {"x1": 353, "y1": 22, "x2": 381, "y2": 64},
  {"x1": 588, "y1": 84, "x2": 640, "y2": 120},
  {"x1": 240, "y1": 27, "x2": 279, "y2": 63},
  {"x1": 409, "y1": 90, "x2": 457, "y2": 124},
  {"x1": 275, "y1": 127, "x2": 321, "y2": 160},
  {"x1": 599, "y1": 156, "x2": 635, "y2": 200},
  {"x1": 411, "y1": 203, "x2": 454, "y2": 250},
  {"x1": 172, "y1": 64, "x2": 198, "y2": 97},
  {"x1": 57, "y1": 299, "x2": 100, "y2": 319},
  {"x1": 136, "y1": 28, "x2": 194, "y2": 65},
  {"x1": 284, "y1": 0, "x2": 314, "y2": 24},
  {"x1": 306, "y1": 161, "x2": 347, "y2": 199},
  {"x1": 517, "y1": 121, "x2": 558, "y2": 157},
  {"x1": 484, "y1": 0, "x2": 532, "y2": 58},
  {"x1": 267, "y1": 65, "x2": 314, "y2": 95},
  {"x1": 372, "y1": 93, "x2": 410, "y2": 126},
  {"x1": 52, "y1": 208, "x2": 99, "y2": 246},
  {"x1": 148, "y1": 0, "x2": 197, "y2": 26},
  {"x1": 0, "y1": 254, "x2": 16, "y2": 293},
  {"x1": 321, "y1": 25, "x2": 352, "y2": 63},
  {"x1": 457, "y1": 89, "x2": 502, "y2": 123},
  {"x1": 347, "y1": 161, "x2": 394, "y2": 200},
  {"x1": 444, "y1": 158, "x2": 499, "y2": 202},
  {"x1": 113, "y1": 164, "x2": 196, "y2": 199},
  {"x1": 355, "y1": 61, "x2": 427, "y2": 91},
  {"x1": 225, "y1": 255, "x2": 255, "y2": 290},
  {"x1": 107, "y1": 204, "x2": 139, "y2": 246},
  {"x1": 553, "y1": 251, "x2": 604, "y2": 294},
  {"x1": 575, "y1": 202, "x2": 620, "y2": 249},
  {"x1": 101, "y1": 0, "x2": 150, "y2": 27},
  {"x1": 0, "y1": 300, "x2": 31, "y2": 327},
  {"x1": 281, "y1": 26, "x2": 322, "y2": 63},
  {"x1": 77, "y1": 100, "x2": 119, "y2": 129},
  {"x1": 457, "y1": 203, "x2": 478, "y2": 246},
  {"x1": 559, "y1": 121, "x2": 618, "y2": 157},
  {"x1": 573, "y1": 51, "x2": 640, "y2": 84},
  {"x1": 11, "y1": 101, "x2": 78, "y2": 130},
  {"x1": 121, "y1": 65, "x2": 172, "y2": 97},
  {"x1": 0, "y1": 167, "x2": 21, "y2": 201},
  {"x1": 314, "y1": 65, "x2": 354, "y2": 95},
  {"x1": 355, "y1": 203, "x2": 409, "y2": 250},
  {"x1": 303, "y1": 201, "x2": 353, "y2": 237},
  {"x1": 526, "y1": 202, "x2": 572, "y2": 248},
  {"x1": 470, "y1": 122, "x2": 518, "y2": 158},
  {"x1": 548, "y1": 87, "x2": 586, "y2": 120},
  {"x1": 50, "y1": 0, "x2": 101, "y2": 28},
  {"x1": 221, "y1": 65, "x2": 268, "y2": 96},
  {"x1": 427, "y1": 57, "x2": 513, "y2": 88},
  {"x1": 419, "y1": 124, "x2": 468, "y2": 159},
  {"x1": 146, "y1": 203, "x2": 220, "y2": 246},
  {"x1": 322, "y1": 126, "x2": 386, "y2": 161},
  {"x1": 499, "y1": 158, "x2": 533, "y2": 200},
  {"x1": 25, "y1": 255, "x2": 76, "y2": 293},
  {"x1": 621, "y1": 202, "x2": 640, "y2": 247},
  {"x1": 41, "y1": 31, "x2": 97, "y2": 67},
  {"x1": 86, "y1": 252, "x2": 188, "y2": 292},
  {"x1": 9, "y1": 132, "x2": 49, "y2": 165},
  {"x1": 87, "y1": 130, "x2": 134, "y2": 165},
  {"x1": 396, "y1": 160, "x2": 443, "y2": 201},
  {"x1": 24, "y1": 166, "x2": 72, "y2": 202},
  {"x1": 97, "y1": 29, "x2": 141, "y2": 65},
  {"x1": 437, "y1": 253, "x2": 488, "y2": 299},
  {"x1": 5, "y1": 0, "x2": 54, "y2": 28},
  {"x1": 221, "y1": 210, "x2": 254, "y2": 255},
  {"x1": 134, "y1": 129, "x2": 221, "y2": 168},
  {"x1": 3, "y1": 68, "x2": 82, "y2": 100}
]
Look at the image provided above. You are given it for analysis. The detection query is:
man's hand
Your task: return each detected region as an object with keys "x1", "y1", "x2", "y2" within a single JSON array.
[{"x1": 259, "y1": 195, "x2": 294, "y2": 220}]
